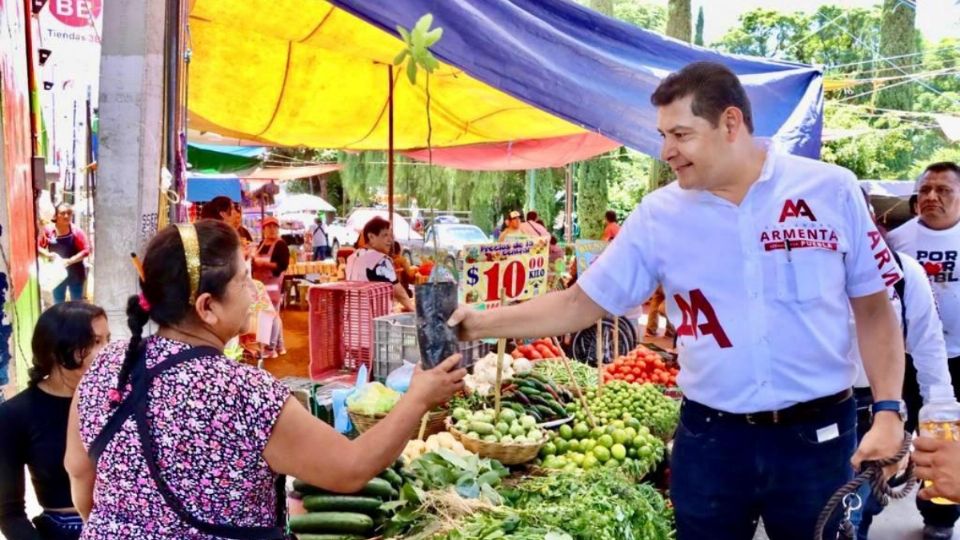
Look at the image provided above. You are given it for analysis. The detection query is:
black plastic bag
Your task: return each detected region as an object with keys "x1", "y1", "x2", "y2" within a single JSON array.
[{"x1": 415, "y1": 281, "x2": 460, "y2": 369}]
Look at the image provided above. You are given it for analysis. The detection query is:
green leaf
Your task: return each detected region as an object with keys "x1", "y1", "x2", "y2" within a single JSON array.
[
  {"x1": 423, "y1": 54, "x2": 440, "y2": 72},
  {"x1": 392, "y1": 50, "x2": 409, "y2": 66},
  {"x1": 435, "y1": 448, "x2": 471, "y2": 471},
  {"x1": 414, "y1": 13, "x2": 434, "y2": 36},
  {"x1": 406, "y1": 57, "x2": 419, "y2": 84},
  {"x1": 425, "y1": 27, "x2": 444, "y2": 47},
  {"x1": 397, "y1": 26, "x2": 411, "y2": 44}
]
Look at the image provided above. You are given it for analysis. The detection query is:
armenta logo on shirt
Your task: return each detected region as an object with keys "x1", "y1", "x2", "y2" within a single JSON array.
[
  {"x1": 915, "y1": 250, "x2": 959, "y2": 283},
  {"x1": 762, "y1": 199, "x2": 839, "y2": 252},
  {"x1": 673, "y1": 289, "x2": 733, "y2": 349},
  {"x1": 868, "y1": 231, "x2": 905, "y2": 287},
  {"x1": 778, "y1": 199, "x2": 817, "y2": 222}
]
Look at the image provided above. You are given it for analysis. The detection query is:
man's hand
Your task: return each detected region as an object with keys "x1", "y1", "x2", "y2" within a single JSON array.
[
  {"x1": 913, "y1": 436, "x2": 960, "y2": 502},
  {"x1": 447, "y1": 305, "x2": 482, "y2": 341},
  {"x1": 853, "y1": 412, "x2": 906, "y2": 478}
]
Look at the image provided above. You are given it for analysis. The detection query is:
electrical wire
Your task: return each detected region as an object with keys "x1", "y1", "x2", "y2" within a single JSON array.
[{"x1": 824, "y1": 43, "x2": 960, "y2": 71}]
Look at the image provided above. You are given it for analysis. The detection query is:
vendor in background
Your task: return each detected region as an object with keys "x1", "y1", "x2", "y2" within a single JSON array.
[
  {"x1": 518, "y1": 211, "x2": 550, "y2": 238},
  {"x1": 346, "y1": 217, "x2": 415, "y2": 312},
  {"x1": 231, "y1": 202, "x2": 254, "y2": 244},
  {"x1": 38, "y1": 203, "x2": 91, "y2": 304},
  {"x1": 0, "y1": 302, "x2": 109, "y2": 540},
  {"x1": 253, "y1": 217, "x2": 290, "y2": 357},
  {"x1": 198, "y1": 196, "x2": 235, "y2": 222},
  {"x1": 309, "y1": 215, "x2": 330, "y2": 261},
  {"x1": 391, "y1": 241, "x2": 415, "y2": 296},
  {"x1": 498, "y1": 211, "x2": 526, "y2": 242},
  {"x1": 64, "y1": 220, "x2": 465, "y2": 538},
  {"x1": 601, "y1": 210, "x2": 621, "y2": 241}
]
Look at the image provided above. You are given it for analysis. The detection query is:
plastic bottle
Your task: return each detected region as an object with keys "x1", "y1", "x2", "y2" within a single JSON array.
[{"x1": 919, "y1": 384, "x2": 960, "y2": 504}]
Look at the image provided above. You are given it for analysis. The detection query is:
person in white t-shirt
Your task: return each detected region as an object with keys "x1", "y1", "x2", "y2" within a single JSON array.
[
  {"x1": 448, "y1": 61, "x2": 906, "y2": 540},
  {"x1": 309, "y1": 215, "x2": 330, "y2": 261},
  {"x1": 848, "y1": 189, "x2": 951, "y2": 540},
  {"x1": 346, "y1": 217, "x2": 415, "y2": 312},
  {"x1": 885, "y1": 161, "x2": 960, "y2": 539}
]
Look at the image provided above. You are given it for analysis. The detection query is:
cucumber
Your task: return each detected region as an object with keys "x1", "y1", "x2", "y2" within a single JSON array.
[
  {"x1": 295, "y1": 535, "x2": 364, "y2": 540},
  {"x1": 379, "y1": 467, "x2": 403, "y2": 488},
  {"x1": 288, "y1": 512, "x2": 374, "y2": 535},
  {"x1": 359, "y1": 477, "x2": 398, "y2": 499},
  {"x1": 469, "y1": 421, "x2": 496, "y2": 435},
  {"x1": 292, "y1": 477, "x2": 397, "y2": 500},
  {"x1": 303, "y1": 495, "x2": 383, "y2": 513}
]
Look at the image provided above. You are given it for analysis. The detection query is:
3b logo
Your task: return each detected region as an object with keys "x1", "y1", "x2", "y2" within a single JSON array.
[
  {"x1": 50, "y1": 0, "x2": 102, "y2": 28},
  {"x1": 778, "y1": 199, "x2": 817, "y2": 222},
  {"x1": 673, "y1": 289, "x2": 733, "y2": 348}
]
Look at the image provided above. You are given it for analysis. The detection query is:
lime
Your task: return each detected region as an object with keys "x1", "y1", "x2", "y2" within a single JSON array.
[
  {"x1": 573, "y1": 422, "x2": 590, "y2": 439},
  {"x1": 559, "y1": 424, "x2": 574, "y2": 440},
  {"x1": 612, "y1": 420, "x2": 626, "y2": 430},
  {"x1": 554, "y1": 439, "x2": 569, "y2": 455},
  {"x1": 598, "y1": 434, "x2": 615, "y2": 449},
  {"x1": 590, "y1": 427, "x2": 606, "y2": 439},
  {"x1": 628, "y1": 447, "x2": 638, "y2": 458},
  {"x1": 639, "y1": 445, "x2": 653, "y2": 458},
  {"x1": 604, "y1": 458, "x2": 620, "y2": 469},
  {"x1": 564, "y1": 462, "x2": 579, "y2": 472},
  {"x1": 582, "y1": 454, "x2": 599, "y2": 469},
  {"x1": 592, "y1": 445, "x2": 611, "y2": 463},
  {"x1": 540, "y1": 442, "x2": 557, "y2": 457},
  {"x1": 580, "y1": 438, "x2": 596, "y2": 452},
  {"x1": 569, "y1": 452, "x2": 585, "y2": 466},
  {"x1": 612, "y1": 429, "x2": 629, "y2": 445},
  {"x1": 567, "y1": 440, "x2": 581, "y2": 453},
  {"x1": 611, "y1": 443, "x2": 627, "y2": 461},
  {"x1": 624, "y1": 427, "x2": 638, "y2": 441}
]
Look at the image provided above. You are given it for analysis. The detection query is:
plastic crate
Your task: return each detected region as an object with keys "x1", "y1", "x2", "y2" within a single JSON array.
[
  {"x1": 372, "y1": 312, "x2": 490, "y2": 382},
  {"x1": 308, "y1": 282, "x2": 393, "y2": 380}
]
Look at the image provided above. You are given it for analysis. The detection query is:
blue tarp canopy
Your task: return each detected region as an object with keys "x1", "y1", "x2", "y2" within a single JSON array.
[
  {"x1": 186, "y1": 173, "x2": 242, "y2": 202},
  {"x1": 328, "y1": 0, "x2": 824, "y2": 158}
]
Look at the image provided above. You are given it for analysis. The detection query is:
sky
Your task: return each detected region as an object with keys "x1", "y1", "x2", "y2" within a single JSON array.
[{"x1": 644, "y1": 0, "x2": 960, "y2": 45}]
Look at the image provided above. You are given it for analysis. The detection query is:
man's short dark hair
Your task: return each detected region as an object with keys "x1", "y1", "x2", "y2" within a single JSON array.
[
  {"x1": 923, "y1": 162, "x2": 960, "y2": 182},
  {"x1": 200, "y1": 196, "x2": 234, "y2": 220},
  {"x1": 605, "y1": 210, "x2": 617, "y2": 223},
  {"x1": 526, "y1": 211, "x2": 538, "y2": 222},
  {"x1": 651, "y1": 61, "x2": 754, "y2": 134},
  {"x1": 362, "y1": 216, "x2": 391, "y2": 243}
]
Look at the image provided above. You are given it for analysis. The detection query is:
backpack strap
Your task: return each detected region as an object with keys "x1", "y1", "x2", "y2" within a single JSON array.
[{"x1": 891, "y1": 251, "x2": 907, "y2": 341}]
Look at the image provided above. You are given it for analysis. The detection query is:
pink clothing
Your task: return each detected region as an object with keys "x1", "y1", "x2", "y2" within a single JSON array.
[{"x1": 76, "y1": 336, "x2": 289, "y2": 539}]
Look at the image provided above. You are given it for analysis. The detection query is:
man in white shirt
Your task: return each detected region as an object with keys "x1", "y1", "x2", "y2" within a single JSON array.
[
  {"x1": 849, "y1": 189, "x2": 951, "y2": 540},
  {"x1": 885, "y1": 161, "x2": 960, "y2": 539},
  {"x1": 449, "y1": 61, "x2": 906, "y2": 540}
]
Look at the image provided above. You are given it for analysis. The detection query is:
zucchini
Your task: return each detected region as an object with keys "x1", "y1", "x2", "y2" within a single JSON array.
[
  {"x1": 469, "y1": 421, "x2": 495, "y2": 435},
  {"x1": 288, "y1": 512, "x2": 374, "y2": 535},
  {"x1": 293, "y1": 479, "x2": 325, "y2": 495},
  {"x1": 302, "y1": 495, "x2": 383, "y2": 513}
]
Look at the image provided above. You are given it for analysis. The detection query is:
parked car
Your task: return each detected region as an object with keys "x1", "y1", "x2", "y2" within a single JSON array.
[
  {"x1": 410, "y1": 223, "x2": 490, "y2": 268},
  {"x1": 326, "y1": 208, "x2": 422, "y2": 256}
]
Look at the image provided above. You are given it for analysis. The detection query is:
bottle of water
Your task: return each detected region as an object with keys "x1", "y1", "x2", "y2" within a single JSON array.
[{"x1": 919, "y1": 384, "x2": 960, "y2": 505}]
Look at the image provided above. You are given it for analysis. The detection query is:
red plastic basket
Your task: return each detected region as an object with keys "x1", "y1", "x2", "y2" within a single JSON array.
[{"x1": 308, "y1": 282, "x2": 393, "y2": 380}]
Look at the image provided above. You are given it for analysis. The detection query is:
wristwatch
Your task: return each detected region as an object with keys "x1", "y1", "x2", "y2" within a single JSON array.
[{"x1": 872, "y1": 400, "x2": 907, "y2": 422}]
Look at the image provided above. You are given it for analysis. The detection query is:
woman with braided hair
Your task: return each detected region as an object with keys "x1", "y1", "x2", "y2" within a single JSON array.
[{"x1": 64, "y1": 220, "x2": 466, "y2": 539}]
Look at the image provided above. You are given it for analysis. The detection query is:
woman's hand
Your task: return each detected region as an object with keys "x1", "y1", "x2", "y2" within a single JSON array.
[{"x1": 405, "y1": 354, "x2": 466, "y2": 410}]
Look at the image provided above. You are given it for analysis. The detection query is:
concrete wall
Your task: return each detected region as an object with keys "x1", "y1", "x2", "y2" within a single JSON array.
[{"x1": 93, "y1": 0, "x2": 167, "y2": 337}]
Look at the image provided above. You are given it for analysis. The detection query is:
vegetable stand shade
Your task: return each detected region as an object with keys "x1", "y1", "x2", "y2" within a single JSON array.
[{"x1": 307, "y1": 282, "x2": 393, "y2": 380}]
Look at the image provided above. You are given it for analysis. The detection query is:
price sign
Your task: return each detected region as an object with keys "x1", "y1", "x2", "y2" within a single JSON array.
[
  {"x1": 575, "y1": 240, "x2": 608, "y2": 276},
  {"x1": 459, "y1": 238, "x2": 549, "y2": 309}
]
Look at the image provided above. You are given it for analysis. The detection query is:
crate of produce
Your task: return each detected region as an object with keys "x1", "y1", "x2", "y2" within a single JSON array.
[
  {"x1": 308, "y1": 282, "x2": 393, "y2": 380},
  {"x1": 372, "y1": 312, "x2": 489, "y2": 382}
]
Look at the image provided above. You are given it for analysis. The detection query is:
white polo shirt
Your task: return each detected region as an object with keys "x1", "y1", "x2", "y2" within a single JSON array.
[
  {"x1": 849, "y1": 252, "x2": 950, "y2": 401},
  {"x1": 579, "y1": 148, "x2": 901, "y2": 413},
  {"x1": 886, "y1": 218, "x2": 960, "y2": 357}
]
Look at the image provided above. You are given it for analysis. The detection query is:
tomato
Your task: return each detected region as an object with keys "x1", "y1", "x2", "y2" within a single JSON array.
[
  {"x1": 528, "y1": 349, "x2": 543, "y2": 360},
  {"x1": 625, "y1": 374, "x2": 636, "y2": 382}
]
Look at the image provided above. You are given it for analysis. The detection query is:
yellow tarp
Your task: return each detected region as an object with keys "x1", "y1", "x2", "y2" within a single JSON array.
[{"x1": 187, "y1": 0, "x2": 588, "y2": 150}]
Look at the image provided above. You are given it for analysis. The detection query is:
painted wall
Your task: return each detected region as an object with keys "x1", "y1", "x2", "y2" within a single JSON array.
[{"x1": 1, "y1": 0, "x2": 42, "y2": 396}]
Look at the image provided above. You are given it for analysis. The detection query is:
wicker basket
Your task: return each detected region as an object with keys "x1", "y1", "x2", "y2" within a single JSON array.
[
  {"x1": 446, "y1": 419, "x2": 545, "y2": 465},
  {"x1": 348, "y1": 408, "x2": 448, "y2": 440}
]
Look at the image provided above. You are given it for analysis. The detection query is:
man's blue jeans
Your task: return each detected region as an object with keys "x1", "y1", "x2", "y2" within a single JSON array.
[
  {"x1": 671, "y1": 396, "x2": 856, "y2": 540},
  {"x1": 53, "y1": 280, "x2": 85, "y2": 304}
]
